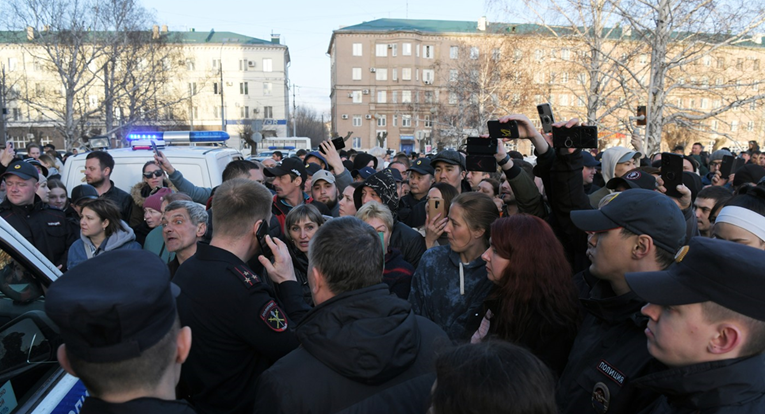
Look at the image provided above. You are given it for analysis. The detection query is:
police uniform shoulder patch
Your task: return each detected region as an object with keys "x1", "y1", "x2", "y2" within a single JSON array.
[
  {"x1": 231, "y1": 265, "x2": 260, "y2": 288},
  {"x1": 591, "y1": 382, "x2": 610, "y2": 413},
  {"x1": 260, "y1": 300, "x2": 288, "y2": 332}
]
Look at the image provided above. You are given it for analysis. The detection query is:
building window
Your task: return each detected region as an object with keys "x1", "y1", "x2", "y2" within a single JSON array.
[
  {"x1": 352, "y1": 67, "x2": 362, "y2": 80},
  {"x1": 240, "y1": 82, "x2": 248, "y2": 95},
  {"x1": 717, "y1": 57, "x2": 725, "y2": 68},
  {"x1": 89, "y1": 95, "x2": 98, "y2": 109},
  {"x1": 424, "y1": 115, "x2": 432, "y2": 127},
  {"x1": 712, "y1": 119, "x2": 718, "y2": 130},
  {"x1": 376, "y1": 68, "x2": 388, "y2": 81},
  {"x1": 402, "y1": 91, "x2": 412, "y2": 103},
  {"x1": 402, "y1": 43, "x2": 412, "y2": 56},
  {"x1": 353, "y1": 115, "x2": 362, "y2": 127},
  {"x1": 239, "y1": 60, "x2": 248, "y2": 71},
  {"x1": 186, "y1": 58, "x2": 195, "y2": 70},
  {"x1": 450, "y1": 46, "x2": 459, "y2": 59},
  {"x1": 492, "y1": 49, "x2": 501, "y2": 61},
  {"x1": 402, "y1": 68, "x2": 412, "y2": 81},
  {"x1": 561, "y1": 72, "x2": 569, "y2": 83},
  {"x1": 559, "y1": 94, "x2": 569, "y2": 106},
  {"x1": 470, "y1": 47, "x2": 479, "y2": 60},
  {"x1": 393, "y1": 115, "x2": 398, "y2": 126},
  {"x1": 535, "y1": 49, "x2": 545, "y2": 62},
  {"x1": 701, "y1": 98, "x2": 708, "y2": 109},
  {"x1": 422, "y1": 69, "x2": 434, "y2": 84},
  {"x1": 263, "y1": 58, "x2": 273, "y2": 72},
  {"x1": 377, "y1": 115, "x2": 386, "y2": 127},
  {"x1": 392, "y1": 91, "x2": 398, "y2": 103},
  {"x1": 561, "y1": 48, "x2": 570, "y2": 61},
  {"x1": 240, "y1": 106, "x2": 249, "y2": 118},
  {"x1": 12, "y1": 108, "x2": 21, "y2": 121},
  {"x1": 423, "y1": 45, "x2": 434, "y2": 58},
  {"x1": 377, "y1": 90, "x2": 387, "y2": 103},
  {"x1": 737, "y1": 58, "x2": 744, "y2": 70},
  {"x1": 7, "y1": 58, "x2": 18, "y2": 72},
  {"x1": 352, "y1": 91, "x2": 362, "y2": 103},
  {"x1": 731, "y1": 120, "x2": 738, "y2": 131},
  {"x1": 213, "y1": 82, "x2": 220, "y2": 95},
  {"x1": 704, "y1": 56, "x2": 712, "y2": 67},
  {"x1": 424, "y1": 91, "x2": 434, "y2": 103},
  {"x1": 755, "y1": 59, "x2": 761, "y2": 71},
  {"x1": 748, "y1": 121, "x2": 755, "y2": 132},
  {"x1": 450, "y1": 70, "x2": 458, "y2": 82},
  {"x1": 513, "y1": 49, "x2": 522, "y2": 62},
  {"x1": 212, "y1": 58, "x2": 220, "y2": 70},
  {"x1": 577, "y1": 96, "x2": 585, "y2": 107},
  {"x1": 391, "y1": 44, "x2": 397, "y2": 56},
  {"x1": 449, "y1": 92, "x2": 457, "y2": 104},
  {"x1": 376, "y1": 44, "x2": 388, "y2": 57},
  {"x1": 353, "y1": 137, "x2": 362, "y2": 149},
  {"x1": 402, "y1": 115, "x2": 412, "y2": 127},
  {"x1": 392, "y1": 69, "x2": 398, "y2": 80},
  {"x1": 751, "y1": 101, "x2": 758, "y2": 110},
  {"x1": 353, "y1": 43, "x2": 362, "y2": 56},
  {"x1": 577, "y1": 73, "x2": 586, "y2": 85},
  {"x1": 188, "y1": 82, "x2": 197, "y2": 95},
  {"x1": 34, "y1": 83, "x2": 45, "y2": 97},
  {"x1": 264, "y1": 106, "x2": 273, "y2": 118},
  {"x1": 263, "y1": 83, "x2": 272, "y2": 96}
]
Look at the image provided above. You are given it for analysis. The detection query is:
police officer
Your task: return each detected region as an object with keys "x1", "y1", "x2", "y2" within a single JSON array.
[
  {"x1": 628, "y1": 237, "x2": 765, "y2": 413},
  {"x1": 174, "y1": 178, "x2": 310, "y2": 414},
  {"x1": 0, "y1": 160, "x2": 77, "y2": 269},
  {"x1": 46, "y1": 250, "x2": 195, "y2": 413}
]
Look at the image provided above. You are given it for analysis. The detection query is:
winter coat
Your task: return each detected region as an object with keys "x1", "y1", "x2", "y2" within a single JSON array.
[
  {"x1": 254, "y1": 284, "x2": 449, "y2": 414},
  {"x1": 143, "y1": 226, "x2": 174, "y2": 264},
  {"x1": 390, "y1": 221, "x2": 426, "y2": 269},
  {"x1": 589, "y1": 146, "x2": 638, "y2": 207},
  {"x1": 384, "y1": 248, "x2": 414, "y2": 300},
  {"x1": 286, "y1": 241, "x2": 313, "y2": 305},
  {"x1": 634, "y1": 353, "x2": 765, "y2": 414},
  {"x1": 129, "y1": 180, "x2": 174, "y2": 228},
  {"x1": 67, "y1": 222, "x2": 141, "y2": 270},
  {"x1": 409, "y1": 245, "x2": 493, "y2": 342}
]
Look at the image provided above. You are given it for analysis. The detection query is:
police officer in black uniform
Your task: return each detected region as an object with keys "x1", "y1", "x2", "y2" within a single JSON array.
[
  {"x1": 174, "y1": 178, "x2": 310, "y2": 414},
  {"x1": 0, "y1": 160, "x2": 77, "y2": 270},
  {"x1": 46, "y1": 250, "x2": 196, "y2": 414}
]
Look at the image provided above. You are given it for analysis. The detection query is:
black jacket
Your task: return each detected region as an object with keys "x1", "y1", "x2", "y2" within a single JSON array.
[
  {"x1": 101, "y1": 180, "x2": 133, "y2": 224},
  {"x1": 555, "y1": 275, "x2": 664, "y2": 414},
  {"x1": 174, "y1": 244, "x2": 310, "y2": 414},
  {"x1": 398, "y1": 193, "x2": 427, "y2": 228},
  {"x1": 390, "y1": 220, "x2": 426, "y2": 269},
  {"x1": 254, "y1": 284, "x2": 449, "y2": 414},
  {"x1": 81, "y1": 397, "x2": 196, "y2": 414},
  {"x1": 0, "y1": 196, "x2": 78, "y2": 270},
  {"x1": 634, "y1": 353, "x2": 765, "y2": 414}
]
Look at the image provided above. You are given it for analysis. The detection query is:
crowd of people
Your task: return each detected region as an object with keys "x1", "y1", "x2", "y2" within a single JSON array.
[{"x1": 3, "y1": 113, "x2": 765, "y2": 413}]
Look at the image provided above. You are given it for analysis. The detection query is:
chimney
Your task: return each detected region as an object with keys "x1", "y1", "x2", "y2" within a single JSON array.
[
  {"x1": 26, "y1": 26, "x2": 34, "y2": 40},
  {"x1": 161, "y1": 25, "x2": 168, "y2": 34},
  {"x1": 477, "y1": 16, "x2": 488, "y2": 31},
  {"x1": 152, "y1": 25, "x2": 159, "y2": 39},
  {"x1": 271, "y1": 33, "x2": 281, "y2": 44}
]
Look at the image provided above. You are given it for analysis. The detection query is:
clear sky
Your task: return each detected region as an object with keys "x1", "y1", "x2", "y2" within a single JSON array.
[{"x1": 145, "y1": 0, "x2": 513, "y2": 116}]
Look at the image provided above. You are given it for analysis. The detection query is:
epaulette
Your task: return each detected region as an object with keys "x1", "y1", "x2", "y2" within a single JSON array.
[{"x1": 230, "y1": 265, "x2": 260, "y2": 288}]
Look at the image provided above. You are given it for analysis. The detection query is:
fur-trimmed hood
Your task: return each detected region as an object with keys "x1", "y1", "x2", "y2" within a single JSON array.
[{"x1": 130, "y1": 179, "x2": 176, "y2": 208}]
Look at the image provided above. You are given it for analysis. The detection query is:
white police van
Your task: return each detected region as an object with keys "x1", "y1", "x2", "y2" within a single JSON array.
[
  {"x1": 0, "y1": 218, "x2": 89, "y2": 413},
  {"x1": 60, "y1": 131, "x2": 243, "y2": 195}
]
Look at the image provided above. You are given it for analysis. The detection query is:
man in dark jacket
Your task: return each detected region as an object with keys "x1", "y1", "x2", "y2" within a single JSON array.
[
  {"x1": 254, "y1": 217, "x2": 449, "y2": 414},
  {"x1": 556, "y1": 189, "x2": 686, "y2": 414},
  {"x1": 628, "y1": 237, "x2": 765, "y2": 413},
  {"x1": 354, "y1": 169, "x2": 426, "y2": 268},
  {"x1": 0, "y1": 160, "x2": 78, "y2": 269},
  {"x1": 85, "y1": 151, "x2": 133, "y2": 222}
]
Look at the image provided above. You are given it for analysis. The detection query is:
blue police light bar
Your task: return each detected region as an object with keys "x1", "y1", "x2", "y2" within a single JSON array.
[{"x1": 127, "y1": 131, "x2": 230, "y2": 143}]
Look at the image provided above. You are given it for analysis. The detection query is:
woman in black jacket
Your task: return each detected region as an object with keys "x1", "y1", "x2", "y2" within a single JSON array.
[{"x1": 284, "y1": 203, "x2": 326, "y2": 305}]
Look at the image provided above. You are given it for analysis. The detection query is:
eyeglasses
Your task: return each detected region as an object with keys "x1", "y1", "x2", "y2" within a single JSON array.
[{"x1": 143, "y1": 170, "x2": 164, "y2": 179}]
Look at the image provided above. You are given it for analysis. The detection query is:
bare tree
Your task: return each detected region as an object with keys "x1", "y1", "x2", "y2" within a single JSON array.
[{"x1": 290, "y1": 106, "x2": 327, "y2": 147}]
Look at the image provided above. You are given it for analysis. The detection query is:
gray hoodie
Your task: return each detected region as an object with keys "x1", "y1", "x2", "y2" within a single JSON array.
[{"x1": 589, "y1": 146, "x2": 641, "y2": 207}]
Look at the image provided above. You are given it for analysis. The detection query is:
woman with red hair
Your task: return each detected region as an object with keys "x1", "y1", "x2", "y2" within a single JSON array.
[{"x1": 472, "y1": 214, "x2": 580, "y2": 376}]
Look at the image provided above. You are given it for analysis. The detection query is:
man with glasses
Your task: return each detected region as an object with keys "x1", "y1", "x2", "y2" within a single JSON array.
[{"x1": 702, "y1": 149, "x2": 733, "y2": 186}]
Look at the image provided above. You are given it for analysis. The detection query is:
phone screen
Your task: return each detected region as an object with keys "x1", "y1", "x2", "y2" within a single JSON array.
[{"x1": 151, "y1": 140, "x2": 160, "y2": 157}]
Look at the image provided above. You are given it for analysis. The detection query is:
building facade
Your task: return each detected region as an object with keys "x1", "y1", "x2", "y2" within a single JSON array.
[
  {"x1": 0, "y1": 26, "x2": 290, "y2": 150},
  {"x1": 328, "y1": 18, "x2": 765, "y2": 155}
]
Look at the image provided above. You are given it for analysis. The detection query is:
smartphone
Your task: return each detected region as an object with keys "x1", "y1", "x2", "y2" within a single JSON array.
[
  {"x1": 256, "y1": 220, "x2": 272, "y2": 259},
  {"x1": 487, "y1": 120, "x2": 519, "y2": 139},
  {"x1": 428, "y1": 198, "x2": 445, "y2": 219},
  {"x1": 150, "y1": 140, "x2": 160, "y2": 158},
  {"x1": 537, "y1": 103, "x2": 555, "y2": 133},
  {"x1": 732, "y1": 158, "x2": 746, "y2": 175},
  {"x1": 551, "y1": 125, "x2": 598, "y2": 148},
  {"x1": 320, "y1": 137, "x2": 346, "y2": 154},
  {"x1": 466, "y1": 155, "x2": 497, "y2": 172},
  {"x1": 661, "y1": 153, "x2": 684, "y2": 198},
  {"x1": 719, "y1": 155, "x2": 735, "y2": 178},
  {"x1": 466, "y1": 137, "x2": 497, "y2": 155}
]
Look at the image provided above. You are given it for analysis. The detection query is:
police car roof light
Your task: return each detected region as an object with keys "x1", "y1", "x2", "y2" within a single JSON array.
[{"x1": 127, "y1": 131, "x2": 230, "y2": 145}]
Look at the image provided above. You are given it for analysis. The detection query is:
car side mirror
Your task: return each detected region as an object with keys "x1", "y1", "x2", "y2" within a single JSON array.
[{"x1": 0, "y1": 312, "x2": 59, "y2": 382}]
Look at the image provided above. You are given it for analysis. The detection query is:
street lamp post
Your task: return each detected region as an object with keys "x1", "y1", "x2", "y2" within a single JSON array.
[{"x1": 219, "y1": 42, "x2": 226, "y2": 131}]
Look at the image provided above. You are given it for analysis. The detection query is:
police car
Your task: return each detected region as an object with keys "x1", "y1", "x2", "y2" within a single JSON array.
[
  {"x1": 60, "y1": 131, "x2": 244, "y2": 195},
  {"x1": 0, "y1": 217, "x2": 88, "y2": 413}
]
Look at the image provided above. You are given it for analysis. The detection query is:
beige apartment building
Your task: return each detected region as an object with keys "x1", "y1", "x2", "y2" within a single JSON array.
[
  {"x1": 0, "y1": 26, "x2": 290, "y2": 150},
  {"x1": 328, "y1": 18, "x2": 765, "y2": 155}
]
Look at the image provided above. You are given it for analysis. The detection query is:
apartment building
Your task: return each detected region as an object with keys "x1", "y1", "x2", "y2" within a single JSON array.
[
  {"x1": 0, "y1": 26, "x2": 290, "y2": 150},
  {"x1": 328, "y1": 18, "x2": 765, "y2": 154}
]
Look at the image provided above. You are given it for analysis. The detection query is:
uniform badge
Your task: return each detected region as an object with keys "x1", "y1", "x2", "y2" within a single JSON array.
[
  {"x1": 591, "y1": 382, "x2": 610, "y2": 413},
  {"x1": 260, "y1": 300, "x2": 288, "y2": 332},
  {"x1": 232, "y1": 265, "x2": 259, "y2": 288},
  {"x1": 625, "y1": 171, "x2": 641, "y2": 180},
  {"x1": 674, "y1": 245, "x2": 690, "y2": 263},
  {"x1": 13, "y1": 164, "x2": 20, "y2": 170}
]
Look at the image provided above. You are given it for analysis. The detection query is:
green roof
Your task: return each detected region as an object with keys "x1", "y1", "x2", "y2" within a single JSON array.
[
  {"x1": 0, "y1": 29, "x2": 282, "y2": 46},
  {"x1": 332, "y1": 18, "x2": 765, "y2": 48}
]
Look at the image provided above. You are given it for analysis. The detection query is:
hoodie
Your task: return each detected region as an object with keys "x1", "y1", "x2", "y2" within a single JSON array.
[
  {"x1": 254, "y1": 284, "x2": 448, "y2": 414},
  {"x1": 589, "y1": 146, "x2": 640, "y2": 207},
  {"x1": 67, "y1": 221, "x2": 141, "y2": 269}
]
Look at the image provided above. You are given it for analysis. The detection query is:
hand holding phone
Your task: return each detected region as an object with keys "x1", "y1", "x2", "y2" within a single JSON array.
[
  {"x1": 537, "y1": 103, "x2": 555, "y2": 133},
  {"x1": 151, "y1": 140, "x2": 160, "y2": 158},
  {"x1": 488, "y1": 120, "x2": 520, "y2": 139},
  {"x1": 660, "y1": 153, "x2": 684, "y2": 198}
]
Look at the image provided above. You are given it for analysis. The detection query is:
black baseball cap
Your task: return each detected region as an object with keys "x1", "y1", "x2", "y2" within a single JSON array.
[
  {"x1": 606, "y1": 170, "x2": 656, "y2": 191},
  {"x1": 1, "y1": 161, "x2": 40, "y2": 181},
  {"x1": 71, "y1": 184, "x2": 99, "y2": 205},
  {"x1": 582, "y1": 151, "x2": 601, "y2": 168},
  {"x1": 626, "y1": 237, "x2": 765, "y2": 321},
  {"x1": 351, "y1": 166, "x2": 376, "y2": 180},
  {"x1": 25, "y1": 159, "x2": 48, "y2": 177},
  {"x1": 431, "y1": 149, "x2": 466, "y2": 170},
  {"x1": 45, "y1": 250, "x2": 180, "y2": 363},
  {"x1": 264, "y1": 157, "x2": 307, "y2": 180},
  {"x1": 570, "y1": 189, "x2": 686, "y2": 253},
  {"x1": 408, "y1": 157, "x2": 434, "y2": 176},
  {"x1": 305, "y1": 162, "x2": 322, "y2": 176},
  {"x1": 384, "y1": 167, "x2": 403, "y2": 182}
]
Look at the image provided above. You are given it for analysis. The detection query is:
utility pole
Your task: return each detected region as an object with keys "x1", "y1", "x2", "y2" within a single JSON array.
[
  {"x1": 220, "y1": 42, "x2": 226, "y2": 132},
  {"x1": 292, "y1": 83, "x2": 297, "y2": 137},
  {"x1": 0, "y1": 68, "x2": 6, "y2": 145}
]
